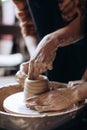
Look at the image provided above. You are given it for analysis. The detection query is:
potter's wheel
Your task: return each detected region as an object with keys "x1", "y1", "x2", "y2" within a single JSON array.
[
  {"x1": 3, "y1": 91, "x2": 85, "y2": 117},
  {"x1": 3, "y1": 92, "x2": 40, "y2": 116},
  {"x1": 0, "y1": 84, "x2": 86, "y2": 130}
]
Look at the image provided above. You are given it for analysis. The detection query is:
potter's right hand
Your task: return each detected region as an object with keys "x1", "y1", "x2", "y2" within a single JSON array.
[
  {"x1": 28, "y1": 33, "x2": 58, "y2": 80},
  {"x1": 16, "y1": 61, "x2": 29, "y2": 84}
]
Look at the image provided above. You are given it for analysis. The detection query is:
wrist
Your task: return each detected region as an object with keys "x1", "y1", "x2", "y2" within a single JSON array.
[
  {"x1": 72, "y1": 87, "x2": 81, "y2": 103},
  {"x1": 73, "y1": 82, "x2": 87, "y2": 102},
  {"x1": 24, "y1": 36, "x2": 37, "y2": 57}
]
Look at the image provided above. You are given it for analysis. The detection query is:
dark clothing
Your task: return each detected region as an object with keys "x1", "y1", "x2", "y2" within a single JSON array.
[
  {"x1": 27, "y1": 0, "x2": 63, "y2": 39},
  {"x1": 27, "y1": 0, "x2": 87, "y2": 83},
  {"x1": 48, "y1": 38, "x2": 87, "y2": 82}
]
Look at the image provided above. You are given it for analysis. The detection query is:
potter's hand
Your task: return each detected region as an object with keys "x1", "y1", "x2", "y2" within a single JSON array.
[
  {"x1": 68, "y1": 81, "x2": 87, "y2": 102},
  {"x1": 16, "y1": 61, "x2": 29, "y2": 84},
  {"x1": 48, "y1": 81, "x2": 67, "y2": 90},
  {"x1": 68, "y1": 80, "x2": 85, "y2": 87},
  {"x1": 26, "y1": 87, "x2": 80, "y2": 112},
  {"x1": 28, "y1": 33, "x2": 58, "y2": 80}
]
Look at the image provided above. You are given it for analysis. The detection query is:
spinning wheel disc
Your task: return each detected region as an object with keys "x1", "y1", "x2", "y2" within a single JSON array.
[
  {"x1": 3, "y1": 92, "x2": 39, "y2": 116},
  {"x1": 3, "y1": 92, "x2": 84, "y2": 117}
]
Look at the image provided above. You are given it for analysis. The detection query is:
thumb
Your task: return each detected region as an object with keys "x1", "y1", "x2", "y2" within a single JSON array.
[{"x1": 48, "y1": 81, "x2": 67, "y2": 90}]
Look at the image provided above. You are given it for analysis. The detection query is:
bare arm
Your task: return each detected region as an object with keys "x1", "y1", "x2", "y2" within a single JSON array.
[
  {"x1": 12, "y1": 0, "x2": 37, "y2": 57},
  {"x1": 28, "y1": 11, "x2": 84, "y2": 79},
  {"x1": 68, "y1": 80, "x2": 87, "y2": 101},
  {"x1": 51, "y1": 11, "x2": 84, "y2": 48},
  {"x1": 76, "y1": 82, "x2": 87, "y2": 100}
]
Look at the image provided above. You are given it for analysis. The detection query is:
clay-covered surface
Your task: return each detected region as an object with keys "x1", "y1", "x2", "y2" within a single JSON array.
[{"x1": 0, "y1": 83, "x2": 85, "y2": 130}]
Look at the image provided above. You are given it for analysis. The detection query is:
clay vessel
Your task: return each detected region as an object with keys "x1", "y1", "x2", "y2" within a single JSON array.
[{"x1": 24, "y1": 75, "x2": 49, "y2": 99}]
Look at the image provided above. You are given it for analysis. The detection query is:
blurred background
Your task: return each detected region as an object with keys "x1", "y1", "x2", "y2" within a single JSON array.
[{"x1": 0, "y1": 0, "x2": 29, "y2": 86}]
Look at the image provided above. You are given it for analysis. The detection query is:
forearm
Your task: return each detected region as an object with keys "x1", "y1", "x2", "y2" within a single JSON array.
[
  {"x1": 77, "y1": 82, "x2": 87, "y2": 100},
  {"x1": 53, "y1": 13, "x2": 84, "y2": 48},
  {"x1": 12, "y1": 0, "x2": 38, "y2": 56},
  {"x1": 12, "y1": 0, "x2": 36, "y2": 36},
  {"x1": 24, "y1": 36, "x2": 37, "y2": 57}
]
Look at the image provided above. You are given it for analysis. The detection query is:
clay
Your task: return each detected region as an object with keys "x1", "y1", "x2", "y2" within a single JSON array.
[
  {"x1": 0, "y1": 83, "x2": 85, "y2": 130},
  {"x1": 24, "y1": 75, "x2": 49, "y2": 100}
]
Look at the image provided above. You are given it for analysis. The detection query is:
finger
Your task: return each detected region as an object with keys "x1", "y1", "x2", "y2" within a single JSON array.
[
  {"x1": 39, "y1": 63, "x2": 48, "y2": 74},
  {"x1": 49, "y1": 81, "x2": 67, "y2": 90},
  {"x1": 26, "y1": 104, "x2": 36, "y2": 110},
  {"x1": 20, "y1": 62, "x2": 29, "y2": 74},
  {"x1": 26, "y1": 96, "x2": 39, "y2": 103},
  {"x1": 47, "y1": 64, "x2": 53, "y2": 70},
  {"x1": 34, "y1": 104, "x2": 67, "y2": 112},
  {"x1": 68, "y1": 80, "x2": 84, "y2": 87},
  {"x1": 26, "y1": 97, "x2": 40, "y2": 110},
  {"x1": 28, "y1": 61, "x2": 34, "y2": 80},
  {"x1": 26, "y1": 100, "x2": 38, "y2": 110},
  {"x1": 46, "y1": 51, "x2": 56, "y2": 66},
  {"x1": 33, "y1": 62, "x2": 41, "y2": 79},
  {"x1": 34, "y1": 105, "x2": 54, "y2": 112}
]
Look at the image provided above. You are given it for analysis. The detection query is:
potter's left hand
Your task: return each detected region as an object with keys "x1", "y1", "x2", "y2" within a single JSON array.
[
  {"x1": 26, "y1": 87, "x2": 80, "y2": 112},
  {"x1": 28, "y1": 33, "x2": 58, "y2": 80}
]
